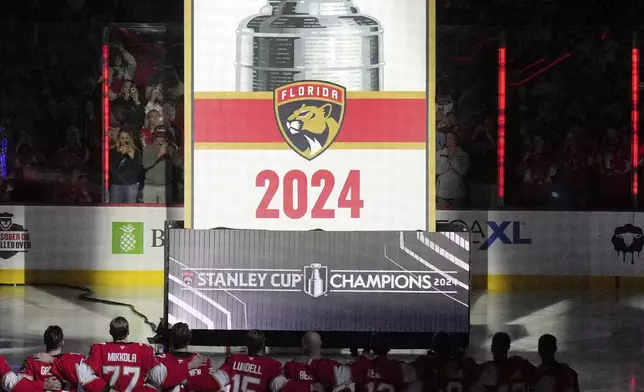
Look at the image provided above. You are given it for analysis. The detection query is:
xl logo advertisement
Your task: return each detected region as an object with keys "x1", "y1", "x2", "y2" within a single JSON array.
[{"x1": 437, "y1": 220, "x2": 531, "y2": 250}]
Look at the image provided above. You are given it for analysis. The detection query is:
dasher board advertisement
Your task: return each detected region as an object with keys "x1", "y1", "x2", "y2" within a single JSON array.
[
  {"x1": 185, "y1": 0, "x2": 436, "y2": 230},
  {"x1": 166, "y1": 229, "x2": 470, "y2": 332}
]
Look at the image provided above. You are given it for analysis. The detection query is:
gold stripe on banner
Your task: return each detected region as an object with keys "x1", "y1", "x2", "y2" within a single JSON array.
[
  {"x1": 427, "y1": 0, "x2": 437, "y2": 232},
  {"x1": 184, "y1": 0, "x2": 194, "y2": 229},
  {"x1": 195, "y1": 142, "x2": 427, "y2": 150},
  {"x1": 194, "y1": 91, "x2": 427, "y2": 100}
]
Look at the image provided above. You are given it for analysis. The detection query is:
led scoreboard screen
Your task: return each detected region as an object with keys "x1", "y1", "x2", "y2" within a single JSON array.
[
  {"x1": 180, "y1": 0, "x2": 462, "y2": 337},
  {"x1": 167, "y1": 229, "x2": 469, "y2": 333},
  {"x1": 186, "y1": 0, "x2": 436, "y2": 231}
]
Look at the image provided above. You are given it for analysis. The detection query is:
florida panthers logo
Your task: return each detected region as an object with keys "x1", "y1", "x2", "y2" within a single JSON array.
[
  {"x1": 183, "y1": 272, "x2": 194, "y2": 285},
  {"x1": 274, "y1": 81, "x2": 346, "y2": 160}
]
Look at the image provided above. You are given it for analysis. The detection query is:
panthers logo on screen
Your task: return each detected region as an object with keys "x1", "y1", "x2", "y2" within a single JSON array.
[{"x1": 274, "y1": 81, "x2": 346, "y2": 160}]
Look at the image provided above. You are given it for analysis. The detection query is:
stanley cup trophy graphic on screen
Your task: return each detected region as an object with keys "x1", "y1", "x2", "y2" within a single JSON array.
[
  {"x1": 304, "y1": 263, "x2": 328, "y2": 298},
  {"x1": 235, "y1": 0, "x2": 385, "y2": 92}
]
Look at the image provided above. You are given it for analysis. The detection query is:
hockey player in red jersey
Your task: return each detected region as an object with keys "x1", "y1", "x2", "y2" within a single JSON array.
[
  {"x1": 350, "y1": 334, "x2": 416, "y2": 392},
  {"x1": 155, "y1": 322, "x2": 212, "y2": 392},
  {"x1": 413, "y1": 332, "x2": 479, "y2": 392},
  {"x1": 20, "y1": 326, "x2": 66, "y2": 383},
  {"x1": 283, "y1": 332, "x2": 353, "y2": 391},
  {"x1": 86, "y1": 316, "x2": 205, "y2": 392},
  {"x1": 531, "y1": 335, "x2": 580, "y2": 392},
  {"x1": 189, "y1": 330, "x2": 323, "y2": 392},
  {"x1": 22, "y1": 325, "x2": 107, "y2": 392},
  {"x1": 472, "y1": 333, "x2": 536, "y2": 392},
  {"x1": 47, "y1": 352, "x2": 109, "y2": 392},
  {"x1": 1, "y1": 354, "x2": 61, "y2": 392}
]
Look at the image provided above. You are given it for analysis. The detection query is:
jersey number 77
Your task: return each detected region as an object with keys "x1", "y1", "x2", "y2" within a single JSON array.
[{"x1": 102, "y1": 365, "x2": 141, "y2": 392}]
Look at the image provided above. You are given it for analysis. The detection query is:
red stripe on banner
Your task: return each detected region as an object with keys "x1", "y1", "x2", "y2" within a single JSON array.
[{"x1": 194, "y1": 98, "x2": 427, "y2": 143}]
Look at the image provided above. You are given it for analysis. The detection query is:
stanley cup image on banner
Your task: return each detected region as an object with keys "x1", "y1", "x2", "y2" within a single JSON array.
[{"x1": 235, "y1": 0, "x2": 385, "y2": 92}]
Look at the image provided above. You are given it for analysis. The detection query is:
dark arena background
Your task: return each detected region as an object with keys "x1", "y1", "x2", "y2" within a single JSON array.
[{"x1": 1, "y1": 2, "x2": 644, "y2": 392}]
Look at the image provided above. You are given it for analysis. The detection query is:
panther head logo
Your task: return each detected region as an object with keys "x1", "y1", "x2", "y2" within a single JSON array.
[{"x1": 274, "y1": 81, "x2": 346, "y2": 160}]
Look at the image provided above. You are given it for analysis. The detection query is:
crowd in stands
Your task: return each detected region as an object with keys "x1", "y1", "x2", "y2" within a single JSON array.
[
  {"x1": 434, "y1": 2, "x2": 643, "y2": 210},
  {"x1": 106, "y1": 32, "x2": 185, "y2": 204},
  {"x1": 0, "y1": 0, "x2": 183, "y2": 205},
  {"x1": 3, "y1": 0, "x2": 644, "y2": 210},
  {"x1": 0, "y1": 318, "x2": 580, "y2": 392}
]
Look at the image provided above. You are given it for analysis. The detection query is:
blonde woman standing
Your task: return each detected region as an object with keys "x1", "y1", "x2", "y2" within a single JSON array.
[{"x1": 109, "y1": 129, "x2": 142, "y2": 203}]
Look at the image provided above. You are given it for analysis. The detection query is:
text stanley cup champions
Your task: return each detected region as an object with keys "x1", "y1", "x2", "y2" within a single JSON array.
[{"x1": 235, "y1": 0, "x2": 384, "y2": 91}]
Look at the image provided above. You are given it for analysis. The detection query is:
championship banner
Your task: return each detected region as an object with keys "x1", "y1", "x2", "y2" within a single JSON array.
[
  {"x1": 167, "y1": 229, "x2": 470, "y2": 332},
  {"x1": 185, "y1": 0, "x2": 436, "y2": 230}
]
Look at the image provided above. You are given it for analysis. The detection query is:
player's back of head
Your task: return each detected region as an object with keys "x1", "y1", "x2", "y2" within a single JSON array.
[
  {"x1": 491, "y1": 332, "x2": 511, "y2": 359},
  {"x1": 110, "y1": 317, "x2": 130, "y2": 341},
  {"x1": 171, "y1": 322, "x2": 192, "y2": 351},
  {"x1": 302, "y1": 331, "x2": 322, "y2": 354},
  {"x1": 537, "y1": 334, "x2": 557, "y2": 360},
  {"x1": 369, "y1": 333, "x2": 390, "y2": 357},
  {"x1": 44, "y1": 325, "x2": 64, "y2": 352},
  {"x1": 245, "y1": 330, "x2": 266, "y2": 356},
  {"x1": 432, "y1": 332, "x2": 452, "y2": 359}
]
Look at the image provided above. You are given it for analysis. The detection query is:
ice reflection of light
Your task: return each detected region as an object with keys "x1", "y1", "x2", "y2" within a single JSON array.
[{"x1": 478, "y1": 298, "x2": 571, "y2": 352}]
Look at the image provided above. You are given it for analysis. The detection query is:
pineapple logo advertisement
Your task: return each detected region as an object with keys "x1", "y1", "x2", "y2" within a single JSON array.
[
  {"x1": 112, "y1": 222, "x2": 144, "y2": 254},
  {"x1": 188, "y1": 0, "x2": 434, "y2": 231}
]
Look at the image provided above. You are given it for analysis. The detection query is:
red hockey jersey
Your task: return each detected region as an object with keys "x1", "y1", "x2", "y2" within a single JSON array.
[
  {"x1": 189, "y1": 354, "x2": 314, "y2": 392},
  {"x1": 531, "y1": 362, "x2": 580, "y2": 392},
  {"x1": 475, "y1": 357, "x2": 536, "y2": 392},
  {"x1": 156, "y1": 351, "x2": 211, "y2": 392},
  {"x1": 50, "y1": 353, "x2": 107, "y2": 392},
  {"x1": 350, "y1": 356, "x2": 416, "y2": 392},
  {"x1": 87, "y1": 342, "x2": 165, "y2": 392},
  {"x1": 413, "y1": 355, "x2": 479, "y2": 392},
  {"x1": 284, "y1": 358, "x2": 352, "y2": 391},
  {"x1": 1, "y1": 354, "x2": 51, "y2": 392}
]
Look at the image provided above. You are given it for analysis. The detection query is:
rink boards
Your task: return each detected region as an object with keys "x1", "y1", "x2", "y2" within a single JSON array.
[{"x1": 0, "y1": 207, "x2": 642, "y2": 292}]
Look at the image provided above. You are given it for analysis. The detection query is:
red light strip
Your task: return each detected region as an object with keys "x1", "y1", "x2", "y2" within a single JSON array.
[
  {"x1": 633, "y1": 47, "x2": 640, "y2": 197},
  {"x1": 509, "y1": 52, "x2": 572, "y2": 87},
  {"x1": 498, "y1": 47, "x2": 506, "y2": 200},
  {"x1": 102, "y1": 44, "x2": 110, "y2": 201},
  {"x1": 517, "y1": 58, "x2": 545, "y2": 74}
]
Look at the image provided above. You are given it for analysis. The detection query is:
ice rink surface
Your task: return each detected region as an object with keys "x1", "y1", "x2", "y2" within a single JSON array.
[{"x1": 1, "y1": 285, "x2": 643, "y2": 392}]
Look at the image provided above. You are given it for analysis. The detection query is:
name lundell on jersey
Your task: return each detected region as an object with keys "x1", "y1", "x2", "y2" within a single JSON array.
[{"x1": 232, "y1": 362, "x2": 263, "y2": 376}]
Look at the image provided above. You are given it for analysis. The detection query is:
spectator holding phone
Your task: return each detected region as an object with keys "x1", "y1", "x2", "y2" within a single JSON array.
[
  {"x1": 99, "y1": 44, "x2": 138, "y2": 101},
  {"x1": 142, "y1": 125, "x2": 182, "y2": 203},
  {"x1": 109, "y1": 129, "x2": 142, "y2": 203},
  {"x1": 140, "y1": 109, "x2": 162, "y2": 149}
]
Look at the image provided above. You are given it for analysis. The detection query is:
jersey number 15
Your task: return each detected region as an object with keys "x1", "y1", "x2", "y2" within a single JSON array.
[{"x1": 231, "y1": 374, "x2": 261, "y2": 392}]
